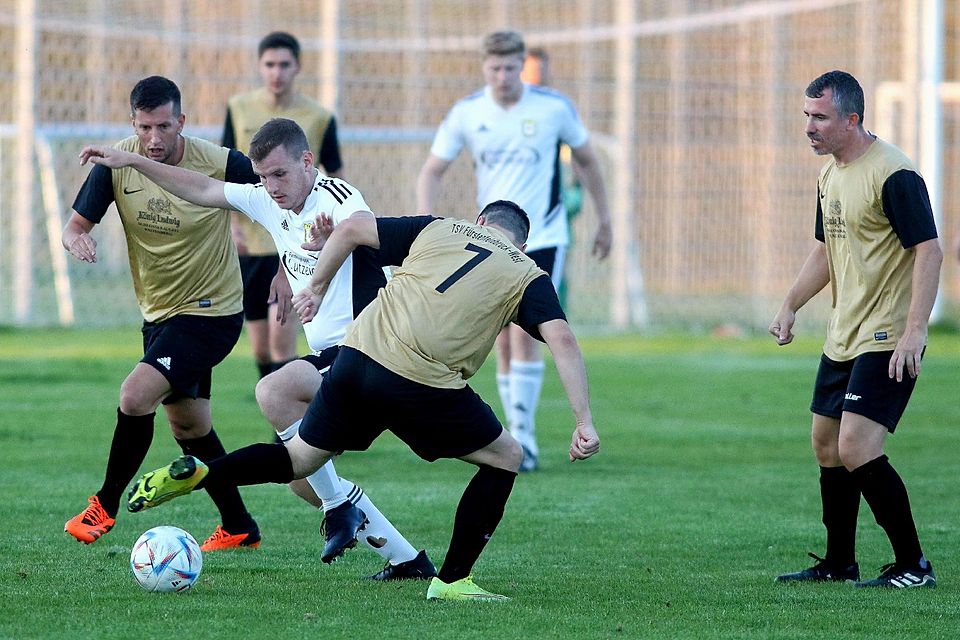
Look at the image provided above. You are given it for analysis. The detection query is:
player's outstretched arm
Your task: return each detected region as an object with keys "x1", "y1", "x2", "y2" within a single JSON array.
[
  {"x1": 292, "y1": 211, "x2": 380, "y2": 323},
  {"x1": 539, "y1": 318, "x2": 600, "y2": 461},
  {"x1": 769, "y1": 243, "x2": 830, "y2": 346},
  {"x1": 79, "y1": 145, "x2": 231, "y2": 210}
]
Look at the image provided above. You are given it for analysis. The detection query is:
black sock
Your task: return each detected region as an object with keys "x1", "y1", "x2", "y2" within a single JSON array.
[
  {"x1": 256, "y1": 362, "x2": 273, "y2": 379},
  {"x1": 271, "y1": 359, "x2": 295, "y2": 373},
  {"x1": 852, "y1": 455, "x2": 924, "y2": 568},
  {"x1": 438, "y1": 465, "x2": 517, "y2": 584},
  {"x1": 203, "y1": 442, "x2": 294, "y2": 489},
  {"x1": 96, "y1": 409, "x2": 155, "y2": 517},
  {"x1": 177, "y1": 429, "x2": 255, "y2": 533},
  {"x1": 820, "y1": 465, "x2": 860, "y2": 566}
]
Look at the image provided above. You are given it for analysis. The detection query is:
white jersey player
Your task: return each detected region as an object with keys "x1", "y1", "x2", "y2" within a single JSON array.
[{"x1": 417, "y1": 30, "x2": 613, "y2": 472}]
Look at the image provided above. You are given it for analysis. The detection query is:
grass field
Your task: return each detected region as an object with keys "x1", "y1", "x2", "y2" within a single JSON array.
[{"x1": 1, "y1": 326, "x2": 958, "y2": 639}]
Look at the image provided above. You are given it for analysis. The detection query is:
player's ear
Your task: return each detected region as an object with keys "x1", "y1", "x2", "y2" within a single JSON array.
[
  {"x1": 303, "y1": 150, "x2": 315, "y2": 169},
  {"x1": 476, "y1": 214, "x2": 486, "y2": 226}
]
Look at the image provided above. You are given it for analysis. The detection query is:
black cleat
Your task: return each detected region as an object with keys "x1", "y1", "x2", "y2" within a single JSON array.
[
  {"x1": 319, "y1": 502, "x2": 368, "y2": 564},
  {"x1": 775, "y1": 553, "x2": 859, "y2": 583},
  {"x1": 856, "y1": 562, "x2": 936, "y2": 589},
  {"x1": 366, "y1": 549, "x2": 437, "y2": 581}
]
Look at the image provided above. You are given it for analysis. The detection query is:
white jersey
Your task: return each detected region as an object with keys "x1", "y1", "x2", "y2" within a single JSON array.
[
  {"x1": 223, "y1": 173, "x2": 375, "y2": 350},
  {"x1": 430, "y1": 84, "x2": 589, "y2": 252}
]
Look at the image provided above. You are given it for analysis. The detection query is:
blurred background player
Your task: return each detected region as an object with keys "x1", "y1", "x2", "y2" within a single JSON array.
[
  {"x1": 62, "y1": 76, "x2": 261, "y2": 551},
  {"x1": 417, "y1": 30, "x2": 613, "y2": 471},
  {"x1": 223, "y1": 31, "x2": 345, "y2": 379}
]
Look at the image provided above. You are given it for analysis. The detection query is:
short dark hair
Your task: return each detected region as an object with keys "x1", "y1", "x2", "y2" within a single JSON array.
[
  {"x1": 482, "y1": 31, "x2": 525, "y2": 58},
  {"x1": 249, "y1": 118, "x2": 310, "y2": 163},
  {"x1": 479, "y1": 200, "x2": 530, "y2": 243},
  {"x1": 130, "y1": 76, "x2": 181, "y2": 117},
  {"x1": 258, "y1": 31, "x2": 300, "y2": 62},
  {"x1": 806, "y1": 70, "x2": 865, "y2": 124}
]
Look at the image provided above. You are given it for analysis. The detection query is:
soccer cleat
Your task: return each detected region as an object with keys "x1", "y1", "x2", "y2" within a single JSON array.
[
  {"x1": 518, "y1": 444, "x2": 538, "y2": 473},
  {"x1": 855, "y1": 562, "x2": 936, "y2": 589},
  {"x1": 65, "y1": 495, "x2": 116, "y2": 544},
  {"x1": 200, "y1": 524, "x2": 262, "y2": 552},
  {"x1": 127, "y1": 455, "x2": 208, "y2": 513},
  {"x1": 775, "y1": 553, "x2": 859, "y2": 583},
  {"x1": 319, "y1": 502, "x2": 368, "y2": 563},
  {"x1": 366, "y1": 549, "x2": 437, "y2": 581},
  {"x1": 426, "y1": 576, "x2": 509, "y2": 601}
]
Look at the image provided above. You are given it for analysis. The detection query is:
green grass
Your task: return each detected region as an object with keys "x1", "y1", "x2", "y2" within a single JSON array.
[{"x1": 0, "y1": 327, "x2": 958, "y2": 639}]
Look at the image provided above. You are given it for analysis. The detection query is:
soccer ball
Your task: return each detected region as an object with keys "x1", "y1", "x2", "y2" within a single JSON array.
[{"x1": 130, "y1": 526, "x2": 203, "y2": 593}]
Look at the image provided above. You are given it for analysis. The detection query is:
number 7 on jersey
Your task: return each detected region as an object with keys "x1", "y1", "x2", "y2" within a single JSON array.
[{"x1": 435, "y1": 243, "x2": 493, "y2": 293}]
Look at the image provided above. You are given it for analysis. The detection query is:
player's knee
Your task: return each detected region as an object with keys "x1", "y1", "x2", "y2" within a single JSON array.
[
  {"x1": 118, "y1": 381, "x2": 158, "y2": 415},
  {"x1": 495, "y1": 435, "x2": 524, "y2": 472},
  {"x1": 811, "y1": 432, "x2": 840, "y2": 467},
  {"x1": 255, "y1": 369, "x2": 285, "y2": 414}
]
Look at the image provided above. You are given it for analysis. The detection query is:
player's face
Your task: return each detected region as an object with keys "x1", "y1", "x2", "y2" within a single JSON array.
[
  {"x1": 132, "y1": 102, "x2": 185, "y2": 165},
  {"x1": 804, "y1": 89, "x2": 853, "y2": 158},
  {"x1": 259, "y1": 47, "x2": 300, "y2": 98},
  {"x1": 483, "y1": 53, "x2": 525, "y2": 104},
  {"x1": 252, "y1": 145, "x2": 314, "y2": 212}
]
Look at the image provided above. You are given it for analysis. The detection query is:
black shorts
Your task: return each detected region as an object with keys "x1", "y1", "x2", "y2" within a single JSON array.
[
  {"x1": 239, "y1": 254, "x2": 280, "y2": 321},
  {"x1": 810, "y1": 350, "x2": 922, "y2": 432},
  {"x1": 300, "y1": 345, "x2": 340, "y2": 373},
  {"x1": 526, "y1": 246, "x2": 564, "y2": 290},
  {"x1": 141, "y1": 313, "x2": 243, "y2": 404},
  {"x1": 298, "y1": 346, "x2": 503, "y2": 461}
]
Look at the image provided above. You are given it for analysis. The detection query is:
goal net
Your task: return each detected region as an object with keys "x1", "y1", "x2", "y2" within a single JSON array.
[{"x1": 1, "y1": 0, "x2": 958, "y2": 332}]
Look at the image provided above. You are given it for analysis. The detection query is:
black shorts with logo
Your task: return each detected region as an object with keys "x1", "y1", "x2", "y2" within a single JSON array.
[
  {"x1": 300, "y1": 345, "x2": 340, "y2": 373},
  {"x1": 810, "y1": 350, "x2": 923, "y2": 432},
  {"x1": 141, "y1": 313, "x2": 243, "y2": 404},
  {"x1": 298, "y1": 346, "x2": 503, "y2": 461},
  {"x1": 239, "y1": 254, "x2": 280, "y2": 321}
]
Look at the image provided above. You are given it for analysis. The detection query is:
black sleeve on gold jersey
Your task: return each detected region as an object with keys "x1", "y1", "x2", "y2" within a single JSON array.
[
  {"x1": 881, "y1": 169, "x2": 938, "y2": 249},
  {"x1": 71, "y1": 164, "x2": 115, "y2": 223},
  {"x1": 375, "y1": 216, "x2": 440, "y2": 266},
  {"x1": 225, "y1": 149, "x2": 260, "y2": 185},
  {"x1": 318, "y1": 117, "x2": 343, "y2": 174},
  {"x1": 221, "y1": 108, "x2": 236, "y2": 149},
  {"x1": 815, "y1": 187, "x2": 825, "y2": 242},
  {"x1": 516, "y1": 274, "x2": 567, "y2": 342}
]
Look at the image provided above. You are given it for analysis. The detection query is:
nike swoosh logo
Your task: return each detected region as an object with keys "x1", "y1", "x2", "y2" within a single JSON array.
[
  {"x1": 141, "y1": 474, "x2": 155, "y2": 497},
  {"x1": 123, "y1": 187, "x2": 144, "y2": 195}
]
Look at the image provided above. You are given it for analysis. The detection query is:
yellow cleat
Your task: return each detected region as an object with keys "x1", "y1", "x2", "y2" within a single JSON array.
[
  {"x1": 426, "y1": 576, "x2": 509, "y2": 601},
  {"x1": 127, "y1": 455, "x2": 208, "y2": 512}
]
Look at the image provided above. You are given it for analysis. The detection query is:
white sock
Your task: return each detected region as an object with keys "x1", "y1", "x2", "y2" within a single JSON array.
[
  {"x1": 277, "y1": 421, "x2": 349, "y2": 512},
  {"x1": 341, "y1": 478, "x2": 418, "y2": 565},
  {"x1": 509, "y1": 359, "x2": 545, "y2": 457},
  {"x1": 496, "y1": 373, "x2": 511, "y2": 422}
]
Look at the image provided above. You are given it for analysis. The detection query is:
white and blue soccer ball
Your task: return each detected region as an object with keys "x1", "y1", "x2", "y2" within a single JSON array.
[{"x1": 130, "y1": 526, "x2": 203, "y2": 593}]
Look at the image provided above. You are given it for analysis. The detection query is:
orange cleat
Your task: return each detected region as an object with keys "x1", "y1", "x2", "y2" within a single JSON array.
[
  {"x1": 200, "y1": 524, "x2": 262, "y2": 552},
  {"x1": 65, "y1": 496, "x2": 116, "y2": 544}
]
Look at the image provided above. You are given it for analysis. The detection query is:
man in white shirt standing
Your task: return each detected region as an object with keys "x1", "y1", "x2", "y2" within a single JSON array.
[{"x1": 417, "y1": 30, "x2": 612, "y2": 471}]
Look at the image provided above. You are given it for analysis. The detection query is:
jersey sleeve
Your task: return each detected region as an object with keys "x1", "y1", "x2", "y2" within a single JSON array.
[
  {"x1": 881, "y1": 169, "x2": 938, "y2": 248},
  {"x1": 429, "y1": 105, "x2": 465, "y2": 161},
  {"x1": 317, "y1": 117, "x2": 343, "y2": 174},
  {"x1": 224, "y1": 149, "x2": 260, "y2": 185},
  {"x1": 71, "y1": 164, "x2": 115, "y2": 223},
  {"x1": 374, "y1": 216, "x2": 440, "y2": 266},
  {"x1": 515, "y1": 274, "x2": 567, "y2": 342},
  {"x1": 221, "y1": 108, "x2": 236, "y2": 149},
  {"x1": 222, "y1": 182, "x2": 266, "y2": 223},
  {"x1": 558, "y1": 101, "x2": 589, "y2": 149}
]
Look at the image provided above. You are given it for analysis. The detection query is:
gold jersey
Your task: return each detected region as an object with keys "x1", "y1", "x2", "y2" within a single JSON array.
[
  {"x1": 342, "y1": 218, "x2": 546, "y2": 389},
  {"x1": 817, "y1": 137, "x2": 936, "y2": 360},
  {"x1": 110, "y1": 135, "x2": 242, "y2": 322},
  {"x1": 226, "y1": 89, "x2": 334, "y2": 255}
]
